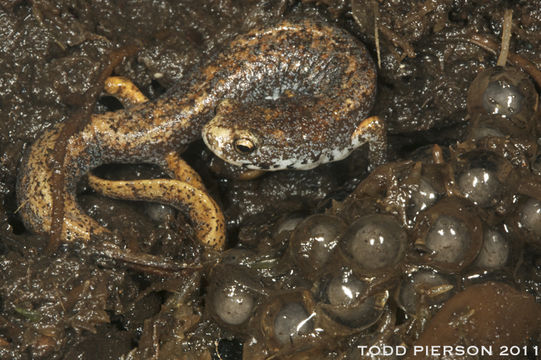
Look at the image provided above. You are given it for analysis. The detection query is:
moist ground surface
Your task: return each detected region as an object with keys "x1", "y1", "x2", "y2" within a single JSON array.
[{"x1": 0, "y1": 1, "x2": 540, "y2": 359}]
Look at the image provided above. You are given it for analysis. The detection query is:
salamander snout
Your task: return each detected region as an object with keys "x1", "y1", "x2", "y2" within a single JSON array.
[{"x1": 202, "y1": 118, "x2": 261, "y2": 167}]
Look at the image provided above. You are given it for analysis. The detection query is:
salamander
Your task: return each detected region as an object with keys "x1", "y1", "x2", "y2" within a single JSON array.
[{"x1": 16, "y1": 18, "x2": 383, "y2": 249}]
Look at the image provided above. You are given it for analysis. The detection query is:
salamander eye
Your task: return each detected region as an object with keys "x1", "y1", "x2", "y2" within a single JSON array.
[{"x1": 234, "y1": 138, "x2": 256, "y2": 154}]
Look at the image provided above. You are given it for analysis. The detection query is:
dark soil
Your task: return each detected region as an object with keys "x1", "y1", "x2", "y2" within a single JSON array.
[{"x1": 0, "y1": 0, "x2": 540, "y2": 359}]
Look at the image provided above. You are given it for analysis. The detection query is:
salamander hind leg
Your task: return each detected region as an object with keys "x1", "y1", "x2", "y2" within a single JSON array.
[
  {"x1": 91, "y1": 78, "x2": 227, "y2": 250},
  {"x1": 163, "y1": 152, "x2": 206, "y2": 191},
  {"x1": 16, "y1": 76, "x2": 148, "y2": 243},
  {"x1": 16, "y1": 123, "x2": 110, "y2": 242},
  {"x1": 87, "y1": 174, "x2": 226, "y2": 250}
]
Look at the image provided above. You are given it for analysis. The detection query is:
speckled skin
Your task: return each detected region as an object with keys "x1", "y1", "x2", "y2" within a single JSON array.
[
  {"x1": 16, "y1": 19, "x2": 381, "y2": 248},
  {"x1": 87, "y1": 174, "x2": 225, "y2": 250},
  {"x1": 202, "y1": 20, "x2": 380, "y2": 170}
]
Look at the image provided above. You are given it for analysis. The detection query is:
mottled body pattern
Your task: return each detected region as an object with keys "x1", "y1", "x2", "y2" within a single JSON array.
[
  {"x1": 16, "y1": 19, "x2": 380, "y2": 247},
  {"x1": 203, "y1": 20, "x2": 381, "y2": 169}
]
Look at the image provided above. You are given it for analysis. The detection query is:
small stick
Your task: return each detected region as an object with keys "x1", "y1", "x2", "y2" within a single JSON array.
[
  {"x1": 379, "y1": 25, "x2": 416, "y2": 59},
  {"x1": 465, "y1": 34, "x2": 541, "y2": 87},
  {"x1": 497, "y1": 9, "x2": 513, "y2": 67},
  {"x1": 372, "y1": 0, "x2": 382, "y2": 69}
]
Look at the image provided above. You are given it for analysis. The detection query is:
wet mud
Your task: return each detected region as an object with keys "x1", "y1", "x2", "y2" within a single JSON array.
[{"x1": 0, "y1": 0, "x2": 540, "y2": 359}]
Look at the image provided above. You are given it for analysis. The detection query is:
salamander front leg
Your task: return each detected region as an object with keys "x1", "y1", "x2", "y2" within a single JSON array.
[
  {"x1": 88, "y1": 78, "x2": 227, "y2": 250},
  {"x1": 351, "y1": 115, "x2": 387, "y2": 170},
  {"x1": 103, "y1": 76, "x2": 149, "y2": 107}
]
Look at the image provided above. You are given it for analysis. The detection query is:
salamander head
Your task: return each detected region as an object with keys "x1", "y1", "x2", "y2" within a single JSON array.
[
  {"x1": 203, "y1": 99, "x2": 303, "y2": 170},
  {"x1": 202, "y1": 98, "x2": 368, "y2": 171}
]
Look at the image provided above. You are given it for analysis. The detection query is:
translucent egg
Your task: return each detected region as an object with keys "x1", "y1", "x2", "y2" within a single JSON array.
[
  {"x1": 207, "y1": 265, "x2": 262, "y2": 328},
  {"x1": 398, "y1": 269, "x2": 453, "y2": 315},
  {"x1": 467, "y1": 67, "x2": 537, "y2": 140},
  {"x1": 474, "y1": 229, "x2": 509, "y2": 269},
  {"x1": 519, "y1": 198, "x2": 541, "y2": 236},
  {"x1": 273, "y1": 303, "x2": 314, "y2": 345},
  {"x1": 408, "y1": 178, "x2": 439, "y2": 217},
  {"x1": 213, "y1": 283, "x2": 255, "y2": 326},
  {"x1": 425, "y1": 216, "x2": 471, "y2": 264},
  {"x1": 457, "y1": 168, "x2": 500, "y2": 207},
  {"x1": 320, "y1": 270, "x2": 387, "y2": 329},
  {"x1": 325, "y1": 271, "x2": 366, "y2": 307},
  {"x1": 291, "y1": 214, "x2": 347, "y2": 273},
  {"x1": 482, "y1": 79, "x2": 524, "y2": 117},
  {"x1": 144, "y1": 203, "x2": 175, "y2": 222},
  {"x1": 341, "y1": 215, "x2": 407, "y2": 271}
]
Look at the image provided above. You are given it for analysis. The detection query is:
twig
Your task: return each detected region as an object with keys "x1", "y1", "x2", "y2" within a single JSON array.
[
  {"x1": 372, "y1": 0, "x2": 381, "y2": 69},
  {"x1": 47, "y1": 45, "x2": 139, "y2": 254},
  {"x1": 396, "y1": 0, "x2": 436, "y2": 29},
  {"x1": 497, "y1": 9, "x2": 513, "y2": 67},
  {"x1": 464, "y1": 34, "x2": 541, "y2": 88},
  {"x1": 379, "y1": 24, "x2": 416, "y2": 59},
  {"x1": 94, "y1": 242, "x2": 204, "y2": 275}
]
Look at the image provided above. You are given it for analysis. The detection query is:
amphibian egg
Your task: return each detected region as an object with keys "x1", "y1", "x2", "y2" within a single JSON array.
[
  {"x1": 290, "y1": 214, "x2": 347, "y2": 275},
  {"x1": 482, "y1": 79, "x2": 524, "y2": 116},
  {"x1": 458, "y1": 167, "x2": 500, "y2": 207},
  {"x1": 319, "y1": 269, "x2": 387, "y2": 329},
  {"x1": 340, "y1": 215, "x2": 407, "y2": 271},
  {"x1": 474, "y1": 228, "x2": 509, "y2": 269},
  {"x1": 326, "y1": 270, "x2": 366, "y2": 307},
  {"x1": 213, "y1": 284, "x2": 255, "y2": 326},
  {"x1": 407, "y1": 177, "x2": 439, "y2": 219},
  {"x1": 273, "y1": 303, "x2": 314, "y2": 345},
  {"x1": 206, "y1": 265, "x2": 263, "y2": 328},
  {"x1": 397, "y1": 269, "x2": 454, "y2": 315},
  {"x1": 425, "y1": 216, "x2": 471, "y2": 264},
  {"x1": 519, "y1": 198, "x2": 541, "y2": 236}
]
